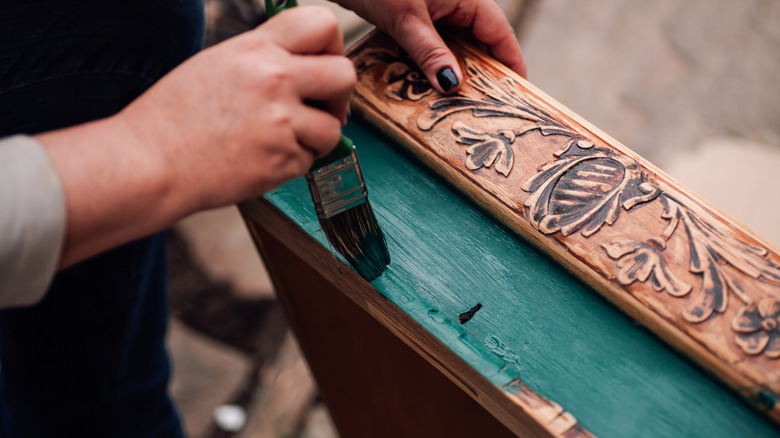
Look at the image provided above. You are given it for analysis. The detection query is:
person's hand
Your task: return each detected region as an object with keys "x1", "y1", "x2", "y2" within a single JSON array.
[
  {"x1": 122, "y1": 5, "x2": 357, "y2": 211},
  {"x1": 38, "y1": 6, "x2": 356, "y2": 267},
  {"x1": 335, "y1": 0, "x2": 526, "y2": 93}
]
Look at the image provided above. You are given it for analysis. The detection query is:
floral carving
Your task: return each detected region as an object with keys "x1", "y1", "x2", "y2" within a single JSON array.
[
  {"x1": 600, "y1": 195, "x2": 780, "y2": 325},
  {"x1": 403, "y1": 60, "x2": 663, "y2": 236},
  {"x1": 383, "y1": 61, "x2": 433, "y2": 101},
  {"x1": 732, "y1": 298, "x2": 780, "y2": 358},
  {"x1": 353, "y1": 47, "x2": 433, "y2": 101},
  {"x1": 604, "y1": 240, "x2": 692, "y2": 296},
  {"x1": 522, "y1": 139, "x2": 661, "y2": 237},
  {"x1": 452, "y1": 121, "x2": 515, "y2": 176},
  {"x1": 354, "y1": 43, "x2": 780, "y2": 357},
  {"x1": 418, "y1": 64, "x2": 565, "y2": 133},
  {"x1": 658, "y1": 196, "x2": 780, "y2": 323}
]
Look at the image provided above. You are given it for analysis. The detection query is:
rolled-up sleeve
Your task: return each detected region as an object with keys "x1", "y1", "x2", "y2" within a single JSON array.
[{"x1": 0, "y1": 135, "x2": 65, "y2": 308}]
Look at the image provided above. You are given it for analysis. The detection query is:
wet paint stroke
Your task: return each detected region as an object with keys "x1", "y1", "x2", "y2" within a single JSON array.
[{"x1": 264, "y1": 121, "x2": 779, "y2": 437}]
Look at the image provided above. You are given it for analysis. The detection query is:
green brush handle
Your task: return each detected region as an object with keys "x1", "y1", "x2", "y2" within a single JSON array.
[
  {"x1": 265, "y1": 0, "x2": 297, "y2": 17},
  {"x1": 311, "y1": 134, "x2": 354, "y2": 170}
]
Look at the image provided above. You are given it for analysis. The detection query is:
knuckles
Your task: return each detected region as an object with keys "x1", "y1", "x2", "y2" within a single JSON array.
[
  {"x1": 259, "y1": 64, "x2": 295, "y2": 92},
  {"x1": 413, "y1": 44, "x2": 452, "y2": 72},
  {"x1": 329, "y1": 57, "x2": 358, "y2": 93},
  {"x1": 294, "y1": 6, "x2": 340, "y2": 38},
  {"x1": 239, "y1": 58, "x2": 296, "y2": 101},
  {"x1": 264, "y1": 102, "x2": 295, "y2": 131},
  {"x1": 388, "y1": 7, "x2": 424, "y2": 39},
  {"x1": 447, "y1": 4, "x2": 477, "y2": 28}
]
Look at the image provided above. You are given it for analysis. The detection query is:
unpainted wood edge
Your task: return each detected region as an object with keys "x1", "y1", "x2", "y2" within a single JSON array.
[{"x1": 238, "y1": 198, "x2": 593, "y2": 438}]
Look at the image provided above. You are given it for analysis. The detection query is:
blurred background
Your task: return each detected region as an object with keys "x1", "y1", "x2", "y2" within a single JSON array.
[{"x1": 168, "y1": 0, "x2": 780, "y2": 436}]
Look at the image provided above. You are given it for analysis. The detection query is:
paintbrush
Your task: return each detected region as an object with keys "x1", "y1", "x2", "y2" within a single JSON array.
[
  {"x1": 306, "y1": 135, "x2": 390, "y2": 280},
  {"x1": 265, "y1": 0, "x2": 390, "y2": 280}
]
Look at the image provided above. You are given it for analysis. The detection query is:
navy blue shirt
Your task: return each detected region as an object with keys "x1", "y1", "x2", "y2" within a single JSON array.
[
  {"x1": 0, "y1": 0, "x2": 205, "y2": 136},
  {"x1": 0, "y1": 2, "x2": 205, "y2": 437}
]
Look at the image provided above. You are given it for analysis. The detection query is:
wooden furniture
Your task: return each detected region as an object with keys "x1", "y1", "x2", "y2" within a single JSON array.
[{"x1": 239, "y1": 30, "x2": 780, "y2": 436}]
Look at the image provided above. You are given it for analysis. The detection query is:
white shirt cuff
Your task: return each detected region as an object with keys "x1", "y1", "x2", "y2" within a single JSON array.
[{"x1": 0, "y1": 135, "x2": 66, "y2": 308}]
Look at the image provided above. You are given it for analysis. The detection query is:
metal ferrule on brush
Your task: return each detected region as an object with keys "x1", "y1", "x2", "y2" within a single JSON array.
[
  {"x1": 306, "y1": 150, "x2": 368, "y2": 219},
  {"x1": 266, "y1": 0, "x2": 389, "y2": 281}
]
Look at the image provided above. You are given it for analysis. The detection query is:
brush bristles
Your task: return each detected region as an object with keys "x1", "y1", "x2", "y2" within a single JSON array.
[{"x1": 318, "y1": 200, "x2": 390, "y2": 281}]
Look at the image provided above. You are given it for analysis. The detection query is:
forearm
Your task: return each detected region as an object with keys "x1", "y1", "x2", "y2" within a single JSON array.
[
  {"x1": 25, "y1": 5, "x2": 353, "y2": 270},
  {"x1": 37, "y1": 115, "x2": 186, "y2": 269}
]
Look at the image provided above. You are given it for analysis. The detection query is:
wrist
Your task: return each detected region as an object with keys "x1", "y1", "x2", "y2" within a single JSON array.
[
  {"x1": 113, "y1": 103, "x2": 197, "y2": 220},
  {"x1": 36, "y1": 114, "x2": 186, "y2": 267}
]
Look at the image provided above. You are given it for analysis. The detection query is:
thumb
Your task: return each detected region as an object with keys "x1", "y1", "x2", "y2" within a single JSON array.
[{"x1": 391, "y1": 15, "x2": 462, "y2": 94}]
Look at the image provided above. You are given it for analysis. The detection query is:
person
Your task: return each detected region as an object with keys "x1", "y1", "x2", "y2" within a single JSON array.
[{"x1": 0, "y1": 1, "x2": 525, "y2": 436}]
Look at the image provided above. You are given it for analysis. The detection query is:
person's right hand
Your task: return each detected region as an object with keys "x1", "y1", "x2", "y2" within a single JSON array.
[
  {"x1": 121, "y1": 5, "x2": 357, "y2": 212},
  {"x1": 38, "y1": 6, "x2": 357, "y2": 267}
]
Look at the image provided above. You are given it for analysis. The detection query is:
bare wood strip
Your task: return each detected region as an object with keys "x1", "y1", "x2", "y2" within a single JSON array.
[{"x1": 346, "y1": 30, "x2": 780, "y2": 422}]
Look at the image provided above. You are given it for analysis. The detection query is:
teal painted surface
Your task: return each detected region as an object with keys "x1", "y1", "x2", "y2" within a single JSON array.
[{"x1": 265, "y1": 121, "x2": 778, "y2": 437}]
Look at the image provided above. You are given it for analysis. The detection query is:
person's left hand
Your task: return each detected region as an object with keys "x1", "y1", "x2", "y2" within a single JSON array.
[{"x1": 333, "y1": 0, "x2": 526, "y2": 93}]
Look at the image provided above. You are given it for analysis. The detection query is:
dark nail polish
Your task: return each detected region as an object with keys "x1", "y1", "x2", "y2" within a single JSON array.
[{"x1": 436, "y1": 67, "x2": 459, "y2": 92}]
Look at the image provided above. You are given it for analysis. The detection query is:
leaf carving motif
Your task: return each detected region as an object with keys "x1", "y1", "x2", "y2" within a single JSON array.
[
  {"x1": 353, "y1": 43, "x2": 780, "y2": 356},
  {"x1": 659, "y1": 196, "x2": 780, "y2": 323},
  {"x1": 603, "y1": 240, "x2": 692, "y2": 296},
  {"x1": 418, "y1": 63, "x2": 567, "y2": 133},
  {"x1": 451, "y1": 121, "x2": 515, "y2": 176}
]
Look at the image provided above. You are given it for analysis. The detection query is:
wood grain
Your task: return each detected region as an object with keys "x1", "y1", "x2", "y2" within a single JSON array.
[
  {"x1": 245, "y1": 214, "x2": 521, "y2": 438},
  {"x1": 347, "y1": 30, "x2": 780, "y2": 422},
  {"x1": 240, "y1": 198, "x2": 593, "y2": 437},
  {"x1": 241, "y1": 119, "x2": 777, "y2": 436}
]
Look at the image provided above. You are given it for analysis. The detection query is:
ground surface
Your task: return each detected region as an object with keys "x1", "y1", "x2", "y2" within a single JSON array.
[{"x1": 169, "y1": 1, "x2": 780, "y2": 437}]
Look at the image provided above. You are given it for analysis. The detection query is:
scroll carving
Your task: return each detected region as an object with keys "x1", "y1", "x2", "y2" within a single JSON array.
[{"x1": 349, "y1": 32, "x2": 780, "y2": 421}]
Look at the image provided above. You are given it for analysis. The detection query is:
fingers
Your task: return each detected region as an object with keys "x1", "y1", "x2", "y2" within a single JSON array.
[
  {"x1": 264, "y1": 105, "x2": 341, "y2": 185},
  {"x1": 464, "y1": 1, "x2": 527, "y2": 78},
  {"x1": 292, "y1": 106, "x2": 342, "y2": 158},
  {"x1": 252, "y1": 6, "x2": 355, "y2": 122},
  {"x1": 393, "y1": 14, "x2": 464, "y2": 94},
  {"x1": 383, "y1": 1, "x2": 527, "y2": 91},
  {"x1": 255, "y1": 6, "x2": 344, "y2": 55},
  {"x1": 290, "y1": 55, "x2": 356, "y2": 125}
]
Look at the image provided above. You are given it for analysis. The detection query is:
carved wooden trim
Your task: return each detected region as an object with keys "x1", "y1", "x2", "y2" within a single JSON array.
[{"x1": 347, "y1": 30, "x2": 780, "y2": 422}]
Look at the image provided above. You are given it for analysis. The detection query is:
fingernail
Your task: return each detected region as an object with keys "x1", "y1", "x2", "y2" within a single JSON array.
[{"x1": 436, "y1": 67, "x2": 459, "y2": 92}]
